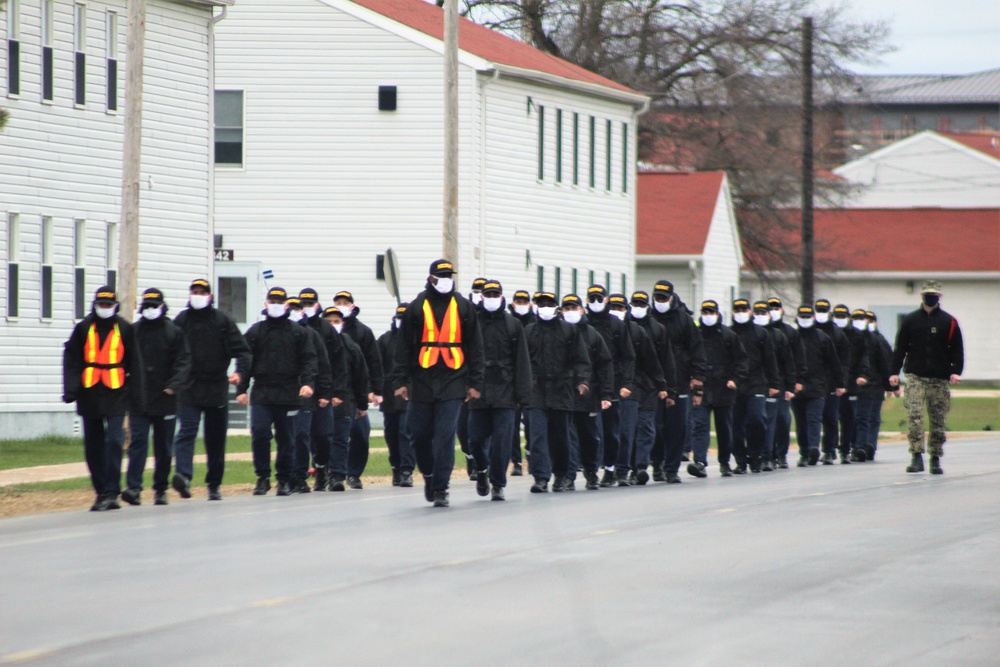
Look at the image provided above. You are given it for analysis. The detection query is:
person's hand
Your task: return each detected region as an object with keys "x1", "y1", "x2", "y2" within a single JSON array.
[
  {"x1": 372, "y1": 394, "x2": 383, "y2": 407},
  {"x1": 332, "y1": 397, "x2": 343, "y2": 407},
  {"x1": 835, "y1": 388, "x2": 846, "y2": 396},
  {"x1": 785, "y1": 391, "x2": 795, "y2": 401},
  {"x1": 368, "y1": 392, "x2": 375, "y2": 403},
  {"x1": 466, "y1": 388, "x2": 481, "y2": 402},
  {"x1": 726, "y1": 380, "x2": 737, "y2": 390},
  {"x1": 236, "y1": 393, "x2": 249, "y2": 406},
  {"x1": 228, "y1": 373, "x2": 241, "y2": 386},
  {"x1": 299, "y1": 386, "x2": 314, "y2": 398},
  {"x1": 163, "y1": 388, "x2": 174, "y2": 395},
  {"x1": 601, "y1": 400, "x2": 611, "y2": 411},
  {"x1": 578, "y1": 384, "x2": 588, "y2": 396},
  {"x1": 356, "y1": 409, "x2": 367, "y2": 419},
  {"x1": 889, "y1": 374, "x2": 900, "y2": 387},
  {"x1": 395, "y1": 387, "x2": 409, "y2": 401},
  {"x1": 768, "y1": 388, "x2": 780, "y2": 396},
  {"x1": 856, "y1": 377, "x2": 868, "y2": 386},
  {"x1": 658, "y1": 391, "x2": 668, "y2": 400},
  {"x1": 319, "y1": 398, "x2": 330, "y2": 408},
  {"x1": 665, "y1": 398, "x2": 675, "y2": 407},
  {"x1": 949, "y1": 374, "x2": 961, "y2": 385},
  {"x1": 795, "y1": 383, "x2": 803, "y2": 392},
  {"x1": 619, "y1": 387, "x2": 632, "y2": 398}
]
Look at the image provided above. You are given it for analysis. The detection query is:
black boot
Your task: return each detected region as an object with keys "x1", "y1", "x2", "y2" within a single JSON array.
[
  {"x1": 313, "y1": 467, "x2": 327, "y2": 491},
  {"x1": 652, "y1": 462, "x2": 665, "y2": 482},
  {"x1": 207, "y1": 485, "x2": 222, "y2": 501},
  {"x1": 719, "y1": 463, "x2": 733, "y2": 477},
  {"x1": 551, "y1": 476, "x2": 566, "y2": 492},
  {"x1": 154, "y1": 490, "x2": 169, "y2": 506},
  {"x1": 253, "y1": 477, "x2": 271, "y2": 496},
  {"x1": 476, "y1": 470, "x2": 489, "y2": 497},
  {"x1": 423, "y1": 475, "x2": 434, "y2": 502},
  {"x1": 465, "y1": 456, "x2": 476, "y2": 481},
  {"x1": 391, "y1": 468, "x2": 401, "y2": 487},
  {"x1": 599, "y1": 469, "x2": 615, "y2": 487},
  {"x1": 276, "y1": 480, "x2": 292, "y2": 496},
  {"x1": 171, "y1": 473, "x2": 192, "y2": 499},
  {"x1": 615, "y1": 469, "x2": 630, "y2": 487},
  {"x1": 432, "y1": 491, "x2": 450, "y2": 508},
  {"x1": 665, "y1": 471, "x2": 682, "y2": 484},
  {"x1": 328, "y1": 475, "x2": 346, "y2": 492},
  {"x1": 839, "y1": 450, "x2": 851, "y2": 465},
  {"x1": 510, "y1": 462, "x2": 523, "y2": 477},
  {"x1": 120, "y1": 488, "x2": 141, "y2": 506},
  {"x1": 687, "y1": 461, "x2": 707, "y2": 478},
  {"x1": 929, "y1": 456, "x2": 943, "y2": 475},
  {"x1": 807, "y1": 448, "x2": 820, "y2": 466},
  {"x1": 906, "y1": 453, "x2": 924, "y2": 473},
  {"x1": 584, "y1": 470, "x2": 599, "y2": 490},
  {"x1": 530, "y1": 478, "x2": 548, "y2": 493},
  {"x1": 400, "y1": 470, "x2": 414, "y2": 487},
  {"x1": 491, "y1": 485, "x2": 505, "y2": 501}
]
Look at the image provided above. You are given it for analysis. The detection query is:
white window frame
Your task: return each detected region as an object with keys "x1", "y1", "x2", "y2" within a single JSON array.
[
  {"x1": 6, "y1": 213, "x2": 21, "y2": 320},
  {"x1": 74, "y1": 219, "x2": 87, "y2": 319},
  {"x1": 214, "y1": 89, "x2": 246, "y2": 167},
  {"x1": 41, "y1": 216, "x2": 54, "y2": 320}
]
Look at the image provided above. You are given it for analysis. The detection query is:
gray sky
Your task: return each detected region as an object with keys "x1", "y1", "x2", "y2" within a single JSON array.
[{"x1": 829, "y1": 0, "x2": 1000, "y2": 75}]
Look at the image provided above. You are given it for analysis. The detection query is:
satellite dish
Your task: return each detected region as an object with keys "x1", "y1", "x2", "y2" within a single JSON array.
[{"x1": 384, "y1": 248, "x2": 401, "y2": 305}]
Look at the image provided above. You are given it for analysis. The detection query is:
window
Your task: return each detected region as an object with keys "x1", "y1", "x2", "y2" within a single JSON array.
[
  {"x1": 6, "y1": 213, "x2": 20, "y2": 318},
  {"x1": 554, "y1": 267, "x2": 561, "y2": 299},
  {"x1": 571, "y1": 268, "x2": 578, "y2": 295},
  {"x1": 536, "y1": 105, "x2": 545, "y2": 180},
  {"x1": 106, "y1": 11, "x2": 118, "y2": 111},
  {"x1": 606, "y1": 119, "x2": 612, "y2": 191},
  {"x1": 74, "y1": 3, "x2": 87, "y2": 106},
  {"x1": 215, "y1": 90, "x2": 244, "y2": 164},
  {"x1": 536, "y1": 265, "x2": 544, "y2": 293},
  {"x1": 41, "y1": 0, "x2": 54, "y2": 101},
  {"x1": 572, "y1": 112, "x2": 579, "y2": 186},
  {"x1": 588, "y1": 269, "x2": 594, "y2": 286},
  {"x1": 938, "y1": 117, "x2": 952, "y2": 132},
  {"x1": 41, "y1": 217, "x2": 53, "y2": 318},
  {"x1": 620, "y1": 272, "x2": 626, "y2": 294},
  {"x1": 901, "y1": 115, "x2": 915, "y2": 133},
  {"x1": 555, "y1": 109, "x2": 562, "y2": 183},
  {"x1": 605, "y1": 271, "x2": 611, "y2": 291},
  {"x1": 588, "y1": 116, "x2": 596, "y2": 188},
  {"x1": 74, "y1": 220, "x2": 86, "y2": 319},
  {"x1": 6, "y1": 0, "x2": 20, "y2": 96},
  {"x1": 105, "y1": 223, "x2": 118, "y2": 290},
  {"x1": 218, "y1": 277, "x2": 247, "y2": 324},
  {"x1": 622, "y1": 123, "x2": 629, "y2": 194}
]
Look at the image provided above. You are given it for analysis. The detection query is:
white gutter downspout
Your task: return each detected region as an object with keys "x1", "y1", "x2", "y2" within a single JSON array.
[
  {"x1": 478, "y1": 69, "x2": 500, "y2": 276},
  {"x1": 207, "y1": 4, "x2": 228, "y2": 284}
]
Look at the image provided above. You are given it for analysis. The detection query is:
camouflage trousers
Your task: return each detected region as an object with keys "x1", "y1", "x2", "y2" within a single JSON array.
[{"x1": 904, "y1": 375, "x2": 951, "y2": 456}]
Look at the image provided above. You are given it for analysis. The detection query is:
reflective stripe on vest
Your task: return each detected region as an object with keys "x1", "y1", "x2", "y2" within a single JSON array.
[
  {"x1": 81, "y1": 323, "x2": 125, "y2": 389},
  {"x1": 418, "y1": 297, "x2": 464, "y2": 370}
]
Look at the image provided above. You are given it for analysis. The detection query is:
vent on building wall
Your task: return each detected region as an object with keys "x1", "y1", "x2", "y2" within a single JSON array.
[{"x1": 378, "y1": 86, "x2": 397, "y2": 111}]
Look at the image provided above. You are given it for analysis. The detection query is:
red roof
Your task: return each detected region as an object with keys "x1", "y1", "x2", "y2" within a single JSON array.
[
  {"x1": 637, "y1": 171, "x2": 726, "y2": 255},
  {"x1": 347, "y1": 0, "x2": 637, "y2": 96},
  {"x1": 747, "y1": 208, "x2": 1000, "y2": 272},
  {"x1": 940, "y1": 132, "x2": 1000, "y2": 160}
]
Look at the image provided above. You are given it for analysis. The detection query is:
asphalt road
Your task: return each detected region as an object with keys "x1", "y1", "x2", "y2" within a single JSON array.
[{"x1": 2, "y1": 438, "x2": 999, "y2": 666}]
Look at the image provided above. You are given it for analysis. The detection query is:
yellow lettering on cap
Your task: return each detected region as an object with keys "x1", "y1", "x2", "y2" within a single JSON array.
[{"x1": 438, "y1": 263, "x2": 453, "y2": 270}]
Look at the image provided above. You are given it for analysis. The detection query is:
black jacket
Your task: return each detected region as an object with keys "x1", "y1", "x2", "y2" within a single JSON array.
[
  {"x1": 860, "y1": 329, "x2": 893, "y2": 399},
  {"x1": 174, "y1": 306, "x2": 252, "y2": 408},
  {"x1": 133, "y1": 315, "x2": 191, "y2": 416},
  {"x1": 299, "y1": 322, "x2": 332, "y2": 411},
  {"x1": 238, "y1": 314, "x2": 318, "y2": 407},
  {"x1": 730, "y1": 321, "x2": 781, "y2": 396},
  {"x1": 763, "y1": 325, "x2": 797, "y2": 393},
  {"x1": 587, "y1": 308, "x2": 636, "y2": 395},
  {"x1": 304, "y1": 314, "x2": 350, "y2": 403},
  {"x1": 770, "y1": 319, "x2": 807, "y2": 389},
  {"x1": 652, "y1": 299, "x2": 707, "y2": 388},
  {"x1": 378, "y1": 326, "x2": 408, "y2": 414},
  {"x1": 839, "y1": 323, "x2": 872, "y2": 392},
  {"x1": 632, "y1": 313, "x2": 678, "y2": 396},
  {"x1": 816, "y1": 320, "x2": 852, "y2": 389},
  {"x1": 696, "y1": 320, "x2": 748, "y2": 407},
  {"x1": 624, "y1": 320, "x2": 666, "y2": 410},
  {"x1": 341, "y1": 307, "x2": 383, "y2": 396},
  {"x1": 573, "y1": 319, "x2": 614, "y2": 413},
  {"x1": 796, "y1": 326, "x2": 843, "y2": 399},
  {"x1": 392, "y1": 288, "x2": 485, "y2": 402},
  {"x1": 470, "y1": 304, "x2": 532, "y2": 410},
  {"x1": 891, "y1": 306, "x2": 964, "y2": 380},
  {"x1": 509, "y1": 305, "x2": 537, "y2": 329},
  {"x1": 524, "y1": 317, "x2": 591, "y2": 411},
  {"x1": 338, "y1": 332, "x2": 370, "y2": 418},
  {"x1": 63, "y1": 313, "x2": 145, "y2": 418}
]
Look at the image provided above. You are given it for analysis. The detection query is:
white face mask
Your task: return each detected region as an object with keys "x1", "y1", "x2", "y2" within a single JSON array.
[
  {"x1": 95, "y1": 305, "x2": 116, "y2": 320},
  {"x1": 753, "y1": 314, "x2": 770, "y2": 326},
  {"x1": 512, "y1": 303, "x2": 531, "y2": 316},
  {"x1": 432, "y1": 277, "x2": 454, "y2": 294},
  {"x1": 733, "y1": 312, "x2": 751, "y2": 324},
  {"x1": 609, "y1": 309, "x2": 626, "y2": 321},
  {"x1": 337, "y1": 304, "x2": 356, "y2": 318},
  {"x1": 701, "y1": 314, "x2": 719, "y2": 327},
  {"x1": 653, "y1": 299, "x2": 671, "y2": 313},
  {"x1": 868, "y1": 322, "x2": 877, "y2": 332},
  {"x1": 769, "y1": 310, "x2": 783, "y2": 322},
  {"x1": 266, "y1": 303, "x2": 287, "y2": 318},
  {"x1": 303, "y1": 305, "x2": 319, "y2": 318},
  {"x1": 483, "y1": 297, "x2": 502, "y2": 312},
  {"x1": 852, "y1": 319, "x2": 867, "y2": 331},
  {"x1": 797, "y1": 317, "x2": 814, "y2": 329},
  {"x1": 189, "y1": 294, "x2": 210, "y2": 310},
  {"x1": 630, "y1": 305, "x2": 648, "y2": 320},
  {"x1": 562, "y1": 310, "x2": 583, "y2": 324},
  {"x1": 471, "y1": 292, "x2": 483, "y2": 305},
  {"x1": 288, "y1": 310, "x2": 305, "y2": 322},
  {"x1": 815, "y1": 312, "x2": 830, "y2": 324},
  {"x1": 537, "y1": 306, "x2": 558, "y2": 321},
  {"x1": 588, "y1": 299, "x2": 606, "y2": 313},
  {"x1": 141, "y1": 306, "x2": 163, "y2": 321},
  {"x1": 834, "y1": 317, "x2": 849, "y2": 329},
  {"x1": 332, "y1": 323, "x2": 344, "y2": 334}
]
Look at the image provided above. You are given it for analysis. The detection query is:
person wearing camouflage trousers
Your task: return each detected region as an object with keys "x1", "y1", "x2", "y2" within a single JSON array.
[{"x1": 890, "y1": 280, "x2": 964, "y2": 475}]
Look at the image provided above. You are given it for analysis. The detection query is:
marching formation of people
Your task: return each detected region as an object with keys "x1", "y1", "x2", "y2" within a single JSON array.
[{"x1": 63, "y1": 267, "x2": 964, "y2": 511}]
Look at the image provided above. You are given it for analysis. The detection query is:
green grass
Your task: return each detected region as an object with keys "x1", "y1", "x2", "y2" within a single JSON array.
[{"x1": 879, "y1": 396, "x2": 998, "y2": 432}]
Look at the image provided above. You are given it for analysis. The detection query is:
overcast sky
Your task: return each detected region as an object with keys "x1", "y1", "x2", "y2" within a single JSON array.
[{"x1": 826, "y1": 0, "x2": 1000, "y2": 75}]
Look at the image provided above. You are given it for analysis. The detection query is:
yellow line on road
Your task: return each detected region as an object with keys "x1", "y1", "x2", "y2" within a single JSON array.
[{"x1": 0, "y1": 649, "x2": 57, "y2": 664}]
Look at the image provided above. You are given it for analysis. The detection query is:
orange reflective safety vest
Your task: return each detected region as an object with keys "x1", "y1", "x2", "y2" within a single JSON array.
[
  {"x1": 418, "y1": 297, "x2": 464, "y2": 370},
  {"x1": 82, "y1": 323, "x2": 126, "y2": 389}
]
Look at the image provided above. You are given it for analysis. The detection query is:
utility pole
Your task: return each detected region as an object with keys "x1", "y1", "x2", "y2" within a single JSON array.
[
  {"x1": 118, "y1": 0, "x2": 145, "y2": 316},
  {"x1": 800, "y1": 15, "x2": 815, "y2": 305},
  {"x1": 443, "y1": 0, "x2": 459, "y2": 268}
]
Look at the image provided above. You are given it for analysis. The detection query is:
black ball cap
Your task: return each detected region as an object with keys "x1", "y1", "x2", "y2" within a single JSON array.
[
  {"x1": 266, "y1": 287, "x2": 288, "y2": 302},
  {"x1": 429, "y1": 259, "x2": 456, "y2": 277},
  {"x1": 140, "y1": 288, "x2": 164, "y2": 307},
  {"x1": 93, "y1": 286, "x2": 117, "y2": 304}
]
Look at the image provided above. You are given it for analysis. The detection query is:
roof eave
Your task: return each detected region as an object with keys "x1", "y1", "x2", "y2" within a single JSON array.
[
  {"x1": 742, "y1": 270, "x2": 1000, "y2": 280},
  {"x1": 490, "y1": 64, "x2": 649, "y2": 109},
  {"x1": 637, "y1": 254, "x2": 703, "y2": 264}
]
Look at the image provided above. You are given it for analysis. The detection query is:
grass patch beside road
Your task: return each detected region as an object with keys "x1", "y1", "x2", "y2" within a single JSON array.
[{"x1": 880, "y1": 396, "x2": 998, "y2": 432}]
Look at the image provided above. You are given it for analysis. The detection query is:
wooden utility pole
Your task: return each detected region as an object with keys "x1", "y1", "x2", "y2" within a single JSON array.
[
  {"x1": 800, "y1": 16, "x2": 815, "y2": 305},
  {"x1": 118, "y1": 0, "x2": 145, "y2": 316},
  {"x1": 443, "y1": 0, "x2": 459, "y2": 267}
]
